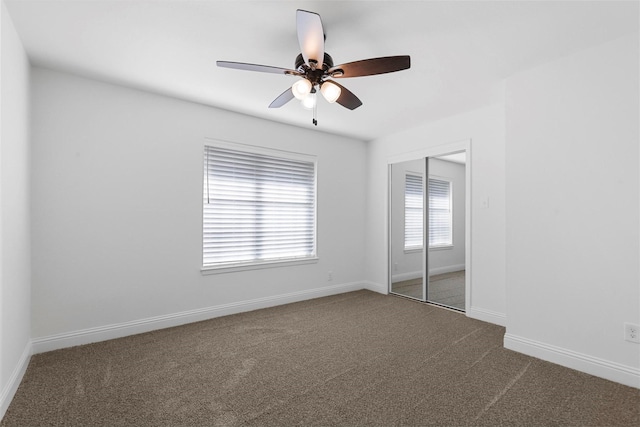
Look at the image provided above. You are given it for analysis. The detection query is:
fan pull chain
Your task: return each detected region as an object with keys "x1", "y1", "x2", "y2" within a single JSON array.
[
  {"x1": 313, "y1": 100, "x2": 318, "y2": 126},
  {"x1": 312, "y1": 85, "x2": 318, "y2": 126}
]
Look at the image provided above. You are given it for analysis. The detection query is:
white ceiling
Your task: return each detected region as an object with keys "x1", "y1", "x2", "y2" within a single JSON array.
[{"x1": 5, "y1": 0, "x2": 638, "y2": 141}]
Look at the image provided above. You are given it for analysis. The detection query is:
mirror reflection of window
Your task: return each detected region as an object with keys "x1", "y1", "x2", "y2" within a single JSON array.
[
  {"x1": 428, "y1": 178, "x2": 452, "y2": 248},
  {"x1": 404, "y1": 173, "x2": 423, "y2": 251},
  {"x1": 403, "y1": 175, "x2": 453, "y2": 250}
]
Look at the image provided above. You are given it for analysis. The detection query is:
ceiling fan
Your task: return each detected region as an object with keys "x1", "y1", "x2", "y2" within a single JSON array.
[{"x1": 217, "y1": 9, "x2": 411, "y2": 125}]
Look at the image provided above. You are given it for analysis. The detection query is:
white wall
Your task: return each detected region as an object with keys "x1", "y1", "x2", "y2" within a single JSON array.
[
  {"x1": 504, "y1": 34, "x2": 639, "y2": 387},
  {"x1": 30, "y1": 68, "x2": 368, "y2": 347},
  {"x1": 0, "y1": 1, "x2": 31, "y2": 417},
  {"x1": 365, "y1": 102, "x2": 507, "y2": 326}
]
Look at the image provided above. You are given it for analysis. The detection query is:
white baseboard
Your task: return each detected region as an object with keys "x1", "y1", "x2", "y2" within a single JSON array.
[
  {"x1": 429, "y1": 264, "x2": 465, "y2": 276},
  {"x1": 32, "y1": 281, "x2": 366, "y2": 354},
  {"x1": 391, "y1": 271, "x2": 422, "y2": 282},
  {"x1": 467, "y1": 307, "x2": 506, "y2": 326},
  {"x1": 504, "y1": 333, "x2": 640, "y2": 389},
  {"x1": 392, "y1": 265, "x2": 465, "y2": 283},
  {"x1": 362, "y1": 281, "x2": 388, "y2": 294},
  {"x1": 0, "y1": 341, "x2": 32, "y2": 420}
]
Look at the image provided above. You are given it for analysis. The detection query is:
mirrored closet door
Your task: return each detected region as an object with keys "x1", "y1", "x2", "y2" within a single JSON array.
[
  {"x1": 389, "y1": 158, "x2": 426, "y2": 300},
  {"x1": 389, "y1": 152, "x2": 467, "y2": 311}
]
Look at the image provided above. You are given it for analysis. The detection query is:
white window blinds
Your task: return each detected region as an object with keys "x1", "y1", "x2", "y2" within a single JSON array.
[
  {"x1": 404, "y1": 175, "x2": 453, "y2": 250},
  {"x1": 203, "y1": 145, "x2": 316, "y2": 269},
  {"x1": 428, "y1": 178, "x2": 452, "y2": 247},
  {"x1": 404, "y1": 174, "x2": 423, "y2": 250}
]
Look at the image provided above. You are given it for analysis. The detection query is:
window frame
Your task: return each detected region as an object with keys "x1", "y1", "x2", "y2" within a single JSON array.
[{"x1": 201, "y1": 139, "x2": 318, "y2": 274}]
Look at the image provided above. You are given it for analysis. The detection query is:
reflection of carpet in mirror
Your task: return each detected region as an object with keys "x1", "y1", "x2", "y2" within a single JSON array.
[
  {"x1": 391, "y1": 278, "x2": 423, "y2": 299},
  {"x1": 391, "y1": 270, "x2": 465, "y2": 311},
  {"x1": 429, "y1": 270, "x2": 465, "y2": 311}
]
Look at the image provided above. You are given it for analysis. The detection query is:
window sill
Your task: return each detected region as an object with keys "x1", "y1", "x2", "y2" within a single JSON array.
[
  {"x1": 405, "y1": 245, "x2": 453, "y2": 253},
  {"x1": 404, "y1": 247, "x2": 423, "y2": 254},
  {"x1": 429, "y1": 245, "x2": 453, "y2": 251},
  {"x1": 201, "y1": 257, "x2": 319, "y2": 275}
]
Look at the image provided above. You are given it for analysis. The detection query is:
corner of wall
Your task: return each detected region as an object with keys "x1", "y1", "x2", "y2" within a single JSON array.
[
  {"x1": 504, "y1": 333, "x2": 640, "y2": 389},
  {"x1": 0, "y1": 341, "x2": 31, "y2": 420},
  {"x1": 1, "y1": 1, "x2": 33, "y2": 418}
]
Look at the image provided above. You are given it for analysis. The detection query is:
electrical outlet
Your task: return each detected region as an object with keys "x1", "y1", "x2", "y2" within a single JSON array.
[
  {"x1": 327, "y1": 271, "x2": 333, "y2": 281},
  {"x1": 624, "y1": 323, "x2": 640, "y2": 343}
]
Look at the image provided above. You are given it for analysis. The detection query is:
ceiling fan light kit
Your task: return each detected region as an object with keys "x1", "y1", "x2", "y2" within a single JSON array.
[
  {"x1": 320, "y1": 81, "x2": 341, "y2": 103},
  {"x1": 301, "y1": 89, "x2": 317, "y2": 110},
  {"x1": 217, "y1": 9, "x2": 411, "y2": 126},
  {"x1": 292, "y1": 78, "x2": 312, "y2": 100}
]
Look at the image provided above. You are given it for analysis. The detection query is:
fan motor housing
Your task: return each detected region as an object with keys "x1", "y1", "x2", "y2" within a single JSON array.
[{"x1": 295, "y1": 53, "x2": 334, "y2": 71}]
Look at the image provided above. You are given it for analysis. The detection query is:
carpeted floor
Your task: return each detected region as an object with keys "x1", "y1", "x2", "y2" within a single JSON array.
[{"x1": 2, "y1": 290, "x2": 638, "y2": 426}]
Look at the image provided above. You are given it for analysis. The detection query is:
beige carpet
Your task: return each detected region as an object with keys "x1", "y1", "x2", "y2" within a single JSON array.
[{"x1": 3, "y1": 290, "x2": 639, "y2": 426}]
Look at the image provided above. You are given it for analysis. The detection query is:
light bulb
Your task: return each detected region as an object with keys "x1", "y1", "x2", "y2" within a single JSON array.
[
  {"x1": 292, "y1": 79, "x2": 312, "y2": 100},
  {"x1": 320, "y1": 81, "x2": 341, "y2": 103},
  {"x1": 301, "y1": 92, "x2": 317, "y2": 110}
]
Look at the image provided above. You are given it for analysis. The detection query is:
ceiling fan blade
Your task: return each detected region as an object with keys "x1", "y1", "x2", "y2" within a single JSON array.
[
  {"x1": 329, "y1": 81, "x2": 362, "y2": 110},
  {"x1": 217, "y1": 61, "x2": 301, "y2": 76},
  {"x1": 269, "y1": 87, "x2": 295, "y2": 108},
  {"x1": 328, "y1": 56, "x2": 411, "y2": 78},
  {"x1": 296, "y1": 9, "x2": 325, "y2": 69}
]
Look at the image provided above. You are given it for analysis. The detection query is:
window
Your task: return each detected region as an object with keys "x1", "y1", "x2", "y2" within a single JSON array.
[
  {"x1": 404, "y1": 174, "x2": 452, "y2": 250},
  {"x1": 428, "y1": 178, "x2": 452, "y2": 247},
  {"x1": 203, "y1": 143, "x2": 317, "y2": 270},
  {"x1": 404, "y1": 173, "x2": 423, "y2": 250}
]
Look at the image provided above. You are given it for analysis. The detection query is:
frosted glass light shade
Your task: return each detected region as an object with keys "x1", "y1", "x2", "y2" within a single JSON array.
[
  {"x1": 301, "y1": 92, "x2": 317, "y2": 110},
  {"x1": 320, "y1": 81, "x2": 341, "y2": 103},
  {"x1": 292, "y1": 79, "x2": 312, "y2": 100}
]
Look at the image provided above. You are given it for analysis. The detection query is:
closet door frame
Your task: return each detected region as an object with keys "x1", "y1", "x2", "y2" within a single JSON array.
[{"x1": 387, "y1": 139, "x2": 471, "y2": 311}]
